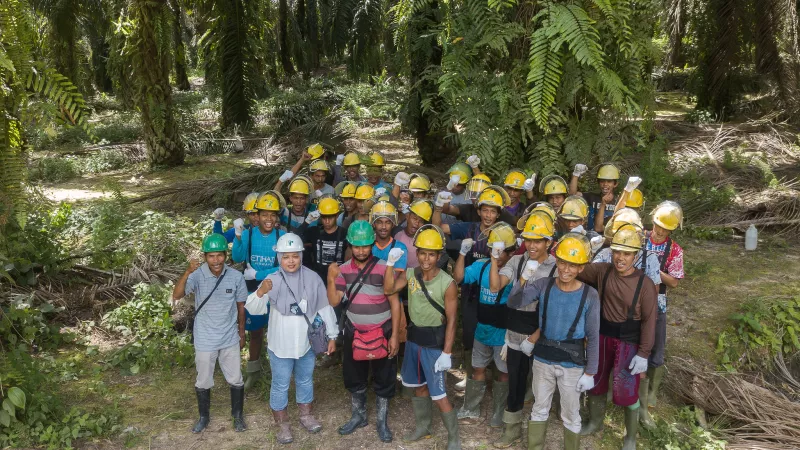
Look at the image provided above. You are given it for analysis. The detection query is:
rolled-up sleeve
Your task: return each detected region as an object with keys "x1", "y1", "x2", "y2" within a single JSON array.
[{"x1": 318, "y1": 305, "x2": 339, "y2": 339}]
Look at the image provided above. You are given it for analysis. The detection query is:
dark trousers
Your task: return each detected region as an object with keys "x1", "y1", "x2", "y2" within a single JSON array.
[
  {"x1": 461, "y1": 285, "x2": 479, "y2": 351},
  {"x1": 506, "y1": 348, "x2": 532, "y2": 412},
  {"x1": 649, "y1": 311, "x2": 667, "y2": 367},
  {"x1": 342, "y1": 326, "x2": 397, "y2": 398}
]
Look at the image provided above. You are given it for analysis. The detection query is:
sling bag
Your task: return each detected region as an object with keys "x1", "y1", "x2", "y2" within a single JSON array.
[
  {"x1": 190, "y1": 268, "x2": 227, "y2": 343},
  {"x1": 279, "y1": 272, "x2": 329, "y2": 355},
  {"x1": 406, "y1": 268, "x2": 447, "y2": 348}
]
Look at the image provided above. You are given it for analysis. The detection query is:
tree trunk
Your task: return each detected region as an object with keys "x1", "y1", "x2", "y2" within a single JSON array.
[
  {"x1": 132, "y1": 0, "x2": 185, "y2": 167},
  {"x1": 279, "y1": 0, "x2": 296, "y2": 76},
  {"x1": 307, "y1": 0, "x2": 320, "y2": 70},
  {"x1": 170, "y1": 0, "x2": 191, "y2": 90},
  {"x1": 220, "y1": 0, "x2": 250, "y2": 128}
]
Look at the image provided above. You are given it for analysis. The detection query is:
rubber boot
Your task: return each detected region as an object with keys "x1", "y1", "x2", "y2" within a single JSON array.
[
  {"x1": 338, "y1": 389, "x2": 368, "y2": 435},
  {"x1": 622, "y1": 405, "x2": 639, "y2": 450},
  {"x1": 455, "y1": 351, "x2": 473, "y2": 392},
  {"x1": 638, "y1": 378, "x2": 655, "y2": 429},
  {"x1": 563, "y1": 427, "x2": 580, "y2": 450},
  {"x1": 242, "y1": 359, "x2": 261, "y2": 391},
  {"x1": 272, "y1": 408, "x2": 293, "y2": 444},
  {"x1": 192, "y1": 388, "x2": 211, "y2": 433},
  {"x1": 457, "y1": 379, "x2": 486, "y2": 421},
  {"x1": 441, "y1": 409, "x2": 462, "y2": 450},
  {"x1": 492, "y1": 410, "x2": 523, "y2": 448},
  {"x1": 376, "y1": 396, "x2": 393, "y2": 442},
  {"x1": 490, "y1": 381, "x2": 509, "y2": 428},
  {"x1": 298, "y1": 403, "x2": 322, "y2": 433},
  {"x1": 648, "y1": 366, "x2": 665, "y2": 408},
  {"x1": 404, "y1": 396, "x2": 433, "y2": 442},
  {"x1": 579, "y1": 394, "x2": 606, "y2": 436},
  {"x1": 526, "y1": 421, "x2": 548, "y2": 450},
  {"x1": 230, "y1": 385, "x2": 246, "y2": 432}
]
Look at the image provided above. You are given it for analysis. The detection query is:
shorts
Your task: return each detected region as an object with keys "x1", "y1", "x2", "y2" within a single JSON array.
[
  {"x1": 401, "y1": 340, "x2": 447, "y2": 400},
  {"x1": 472, "y1": 340, "x2": 508, "y2": 373},
  {"x1": 245, "y1": 308, "x2": 269, "y2": 331},
  {"x1": 588, "y1": 334, "x2": 640, "y2": 407}
]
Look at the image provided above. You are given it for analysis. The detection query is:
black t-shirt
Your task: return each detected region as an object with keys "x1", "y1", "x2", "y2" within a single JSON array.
[
  {"x1": 305, "y1": 226, "x2": 349, "y2": 283},
  {"x1": 458, "y1": 203, "x2": 517, "y2": 227},
  {"x1": 582, "y1": 192, "x2": 617, "y2": 228}
]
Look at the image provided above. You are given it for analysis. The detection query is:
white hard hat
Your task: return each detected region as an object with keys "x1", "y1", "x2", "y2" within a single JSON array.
[{"x1": 275, "y1": 233, "x2": 304, "y2": 253}]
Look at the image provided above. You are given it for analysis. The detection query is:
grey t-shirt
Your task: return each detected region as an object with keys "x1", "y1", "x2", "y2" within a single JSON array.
[
  {"x1": 186, "y1": 264, "x2": 247, "y2": 352},
  {"x1": 503, "y1": 254, "x2": 557, "y2": 349}
]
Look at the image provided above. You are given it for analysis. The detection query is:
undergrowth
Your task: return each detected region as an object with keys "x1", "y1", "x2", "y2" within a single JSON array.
[{"x1": 644, "y1": 406, "x2": 727, "y2": 450}]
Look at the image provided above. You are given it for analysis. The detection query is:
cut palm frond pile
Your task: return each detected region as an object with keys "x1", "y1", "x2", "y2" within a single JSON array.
[{"x1": 669, "y1": 356, "x2": 800, "y2": 449}]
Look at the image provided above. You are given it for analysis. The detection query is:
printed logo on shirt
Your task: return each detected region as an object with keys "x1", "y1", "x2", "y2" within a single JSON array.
[
  {"x1": 226, "y1": 289, "x2": 233, "y2": 293},
  {"x1": 408, "y1": 277, "x2": 419, "y2": 295},
  {"x1": 250, "y1": 255, "x2": 276, "y2": 266}
]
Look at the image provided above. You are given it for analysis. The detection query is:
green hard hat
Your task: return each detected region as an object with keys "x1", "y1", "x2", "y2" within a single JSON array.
[
  {"x1": 347, "y1": 220, "x2": 375, "y2": 246},
  {"x1": 202, "y1": 234, "x2": 228, "y2": 253}
]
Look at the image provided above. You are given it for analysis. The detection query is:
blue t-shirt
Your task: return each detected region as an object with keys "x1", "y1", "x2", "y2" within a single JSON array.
[
  {"x1": 463, "y1": 259, "x2": 510, "y2": 346},
  {"x1": 231, "y1": 227, "x2": 282, "y2": 282},
  {"x1": 372, "y1": 238, "x2": 408, "y2": 270},
  {"x1": 370, "y1": 179, "x2": 392, "y2": 192},
  {"x1": 534, "y1": 280, "x2": 599, "y2": 370}
]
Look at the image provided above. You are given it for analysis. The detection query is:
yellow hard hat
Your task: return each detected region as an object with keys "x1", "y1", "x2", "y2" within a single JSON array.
[
  {"x1": 309, "y1": 159, "x2": 330, "y2": 173},
  {"x1": 336, "y1": 181, "x2": 357, "y2": 198},
  {"x1": 503, "y1": 169, "x2": 527, "y2": 190},
  {"x1": 256, "y1": 190, "x2": 285, "y2": 212},
  {"x1": 604, "y1": 207, "x2": 643, "y2": 239},
  {"x1": 413, "y1": 224, "x2": 446, "y2": 251},
  {"x1": 610, "y1": 224, "x2": 643, "y2": 252},
  {"x1": 477, "y1": 185, "x2": 511, "y2": 208},
  {"x1": 408, "y1": 199, "x2": 433, "y2": 222},
  {"x1": 539, "y1": 175, "x2": 568, "y2": 196},
  {"x1": 651, "y1": 200, "x2": 683, "y2": 231},
  {"x1": 306, "y1": 143, "x2": 325, "y2": 160},
  {"x1": 369, "y1": 201, "x2": 397, "y2": 224},
  {"x1": 516, "y1": 202, "x2": 557, "y2": 230},
  {"x1": 242, "y1": 192, "x2": 259, "y2": 213},
  {"x1": 597, "y1": 163, "x2": 620, "y2": 180},
  {"x1": 466, "y1": 174, "x2": 492, "y2": 199},
  {"x1": 354, "y1": 183, "x2": 375, "y2": 200},
  {"x1": 408, "y1": 173, "x2": 431, "y2": 193},
  {"x1": 559, "y1": 195, "x2": 589, "y2": 221},
  {"x1": 317, "y1": 196, "x2": 342, "y2": 216},
  {"x1": 447, "y1": 162, "x2": 473, "y2": 185},
  {"x1": 288, "y1": 176, "x2": 312, "y2": 195},
  {"x1": 366, "y1": 150, "x2": 385, "y2": 167},
  {"x1": 555, "y1": 232, "x2": 591, "y2": 264},
  {"x1": 520, "y1": 211, "x2": 555, "y2": 240},
  {"x1": 480, "y1": 222, "x2": 517, "y2": 249},
  {"x1": 343, "y1": 151, "x2": 362, "y2": 166},
  {"x1": 627, "y1": 189, "x2": 644, "y2": 208}
]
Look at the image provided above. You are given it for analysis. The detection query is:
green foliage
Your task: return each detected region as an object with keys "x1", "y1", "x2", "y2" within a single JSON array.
[
  {"x1": 644, "y1": 406, "x2": 727, "y2": 450},
  {"x1": 636, "y1": 136, "x2": 675, "y2": 201}
]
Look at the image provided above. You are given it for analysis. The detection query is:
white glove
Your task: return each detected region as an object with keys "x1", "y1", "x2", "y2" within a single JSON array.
[
  {"x1": 571, "y1": 225, "x2": 585, "y2": 234},
  {"x1": 305, "y1": 210, "x2": 321, "y2": 225},
  {"x1": 400, "y1": 203, "x2": 410, "y2": 214},
  {"x1": 233, "y1": 218, "x2": 245, "y2": 237},
  {"x1": 576, "y1": 373, "x2": 596, "y2": 392},
  {"x1": 491, "y1": 241, "x2": 506, "y2": 259},
  {"x1": 394, "y1": 172, "x2": 411, "y2": 187},
  {"x1": 500, "y1": 343, "x2": 508, "y2": 361},
  {"x1": 434, "y1": 352, "x2": 452, "y2": 372},
  {"x1": 625, "y1": 176, "x2": 642, "y2": 193},
  {"x1": 386, "y1": 248, "x2": 405, "y2": 267},
  {"x1": 522, "y1": 176, "x2": 536, "y2": 192},
  {"x1": 446, "y1": 175, "x2": 460, "y2": 190},
  {"x1": 244, "y1": 290, "x2": 269, "y2": 315},
  {"x1": 573, "y1": 163, "x2": 588, "y2": 178},
  {"x1": 213, "y1": 208, "x2": 225, "y2": 221},
  {"x1": 459, "y1": 238, "x2": 474, "y2": 256},
  {"x1": 516, "y1": 237, "x2": 523, "y2": 248},
  {"x1": 590, "y1": 236, "x2": 605, "y2": 254},
  {"x1": 628, "y1": 355, "x2": 648, "y2": 375},
  {"x1": 314, "y1": 189, "x2": 323, "y2": 198},
  {"x1": 335, "y1": 154, "x2": 345, "y2": 166},
  {"x1": 243, "y1": 265, "x2": 257, "y2": 280},
  {"x1": 279, "y1": 170, "x2": 294, "y2": 183},
  {"x1": 521, "y1": 260, "x2": 540, "y2": 281},
  {"x1": 466, "y1": 155, "x2": 481, "y2": 169},
  {"x1": 520, "y1": 338, "x2": 535, "y2": 356},
  {"x1": 374, "y1": 187, "x2": 387, "y2": 200},
  {"x1": 435, "y1": 191, "x2": 453, "y2": 207}
]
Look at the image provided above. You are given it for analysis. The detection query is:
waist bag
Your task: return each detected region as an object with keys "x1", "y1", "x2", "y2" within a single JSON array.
[{"x1": 352, "y1": 327, "x2": 388, "y2": 361}]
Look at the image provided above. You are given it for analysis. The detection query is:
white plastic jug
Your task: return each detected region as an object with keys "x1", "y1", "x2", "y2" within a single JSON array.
[{"x1": 745, "y1": 224, "x2": 758, "y2": 251}]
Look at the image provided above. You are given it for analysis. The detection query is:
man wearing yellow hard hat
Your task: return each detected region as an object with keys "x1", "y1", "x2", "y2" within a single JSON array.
[
  {"x1": 502, "y1": 169, "x2": 536, "y2": 219},
  {"x1": 392, "y1": 200, "x2": 433, "y2": 270},
  {"x1": 333, "y1": 150, "x2": 367, "y2": 185},
  {"x1": 334, "y1": 181, "x2": 359, "y2": 227},
  {"x1": 538, "y1": 175, "x2": 569, "y2": 210},
  {"x1": 370, "y1": 201, "x2": 409, "y2": 273},
  {"x1": 569, "y1": 162, "x2": 622, "y2": 233},
  {"x1": 592, "y1": 208, "x2": 661, "y2": 289},
  {"x1": 364, "y1": 150, "x2": 392, "y2": 192},
  {"x1": 212, "y1": 192, "x2": 260, "y2": 243},
  {"x1": 508, "y1": 232, "x2": 601, "y2": 450}
]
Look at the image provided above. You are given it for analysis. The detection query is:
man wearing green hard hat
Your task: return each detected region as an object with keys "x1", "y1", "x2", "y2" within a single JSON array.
[{"x1": 172, "y1": 233, "x2": 248, "y2": 434}]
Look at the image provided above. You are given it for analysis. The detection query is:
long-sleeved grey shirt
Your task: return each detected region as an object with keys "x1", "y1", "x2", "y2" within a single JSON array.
[{"x1": 503, "y1": 254, "x2": 556, "y2": 350}]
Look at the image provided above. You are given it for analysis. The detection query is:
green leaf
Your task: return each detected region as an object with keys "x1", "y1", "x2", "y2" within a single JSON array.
[
  {"x1": 0, "y1": 410, "x2": 10, "y2": 427},
  {"x1": 129, "y1": 364, "x2": 140, "y2": 374},
  {"x1": 2, "y1": 399, "x2": 14, "y2": 417},
  {"x1": 8, "y1": 388, "x2": 25, "y2": 410}
]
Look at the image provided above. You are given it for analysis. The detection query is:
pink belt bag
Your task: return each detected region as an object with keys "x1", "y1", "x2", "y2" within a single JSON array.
[{"x1": 352, "y1": 327, "x2": 388, "y2": 361}]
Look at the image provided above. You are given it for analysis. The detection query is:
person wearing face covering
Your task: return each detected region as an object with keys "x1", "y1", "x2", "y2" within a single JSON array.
[{"x1": 245, "y1": 233, "x2": 339, "y2": 445}]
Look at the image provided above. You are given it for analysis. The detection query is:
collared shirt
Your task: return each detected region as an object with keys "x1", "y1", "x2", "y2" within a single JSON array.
[
  {"x1": 335, "y1": 258, "x2": 391, "y2": 331},
  {"x1": 372, "y1": 237, "x2": 408, "y2": 270},
  {"x1": 185, "y1": 264, "x2": 247, "y2": 352}
]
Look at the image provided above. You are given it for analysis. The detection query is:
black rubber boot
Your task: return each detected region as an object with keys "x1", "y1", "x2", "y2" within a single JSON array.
[
  {"x1": 192, "y1": 388, "x2": 211, "y2": 433},
  {"x1": 338, "y1": 389, "x2": 368, "y2": 435},
  {"x1": 230, "y1": 385, "x2": 246, "y2": 432},
  {"x1": 376, "y1": 396, "x2": 393, "y2": 442}
]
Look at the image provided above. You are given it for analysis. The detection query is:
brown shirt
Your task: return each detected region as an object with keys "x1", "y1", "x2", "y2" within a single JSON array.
[{"x1": 577, "y1": 263, "x2": 657, "y2": 358}]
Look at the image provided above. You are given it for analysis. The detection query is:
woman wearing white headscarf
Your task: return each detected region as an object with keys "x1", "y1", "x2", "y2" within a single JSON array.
[{"x1": 245, "y1": 233, "x2": 339, "y2": 444}]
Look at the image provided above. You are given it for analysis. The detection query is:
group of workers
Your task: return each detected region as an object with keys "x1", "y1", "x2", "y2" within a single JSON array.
[{"x1": 172, "y1": 143, "x2": 685, "y2": 449}]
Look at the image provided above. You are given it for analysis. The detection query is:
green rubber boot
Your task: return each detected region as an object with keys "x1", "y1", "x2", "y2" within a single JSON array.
[
  {"x1": 457, "y1": 379, "x2": 486, "y2": 421},
  {"x1": 622, "y1": 404, "x2": 639, "y2": 450},
  {"x1": 648, "y1": 366, "x2": 665, "y2": 408},
  {"x1": 638, "y1": 378, "x2": 655, "y2": 429},
  {"x1": 492, "y1": 410, "x2": 523, "y2": 448},
  {"x1": 579, "y1": 394, "x2": 606, "y2": 436},
  {"x1": 242, "y1": 359, "x2": 261, "y2": 391},
  {"x1": 526, "y1": 420, "x2": 548, "y2": 450},
  {"x1": 441, "y1": 409, "x2": 462, "y2": 450},
  {"x1": 403, "y1": 396, "x2": 433, "y2": 442},
  {"x1": 490, "y1": 381, "x2": 509, "y2": 428},
  {"x1": 564, "y1": 427, "x2": 580, "y2": 450}
]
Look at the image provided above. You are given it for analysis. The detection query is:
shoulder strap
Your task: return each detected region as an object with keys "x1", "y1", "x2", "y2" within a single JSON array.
[
  {"x1": 641, "y1": 248, "x2": 648, "y2": 273},
  {"x1": 516, "y1": 256, "x2": 526, "y2": 281},
  {"x1": 660, "y1": 238, "x2": 672, "y2": 273},
  {"x1": 478, "y1": 260, "x2": 491, "y2": 286},
  {"x1": 628, "y1": 273, "x2": 646, "y2": 320},
  {"x1": 414, "y1": 268, "x2": 446, "y2": 317},
  {"x1": 539, "y1": 277, "x2": 556, "y2": 334},
  {"x1": 566, "y1": 284, "x2": 590, "y2": 339},
  {"x1": 194, "y1": 269, "x2": 227, "y2": 317},
  {"x1": 601, "y1": 266, "x2": 613, "y2": 301},
  {"x1": 389, "y1": 239, "x2": 396, "y2": 251},
  {"x1": 345, "y1": 256, "x2": 379, "y2": 302},
  {"x1": 247, "y1": 228, "x2": 253, "y2": 266},
  {"x1": 548, "y1": 264, "x2": 557, "y2": 278}
]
